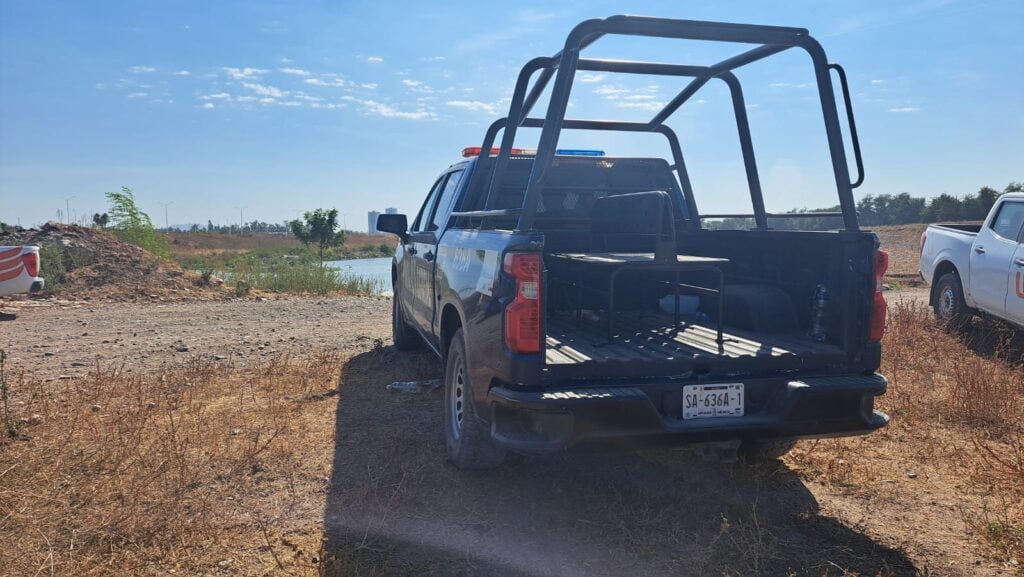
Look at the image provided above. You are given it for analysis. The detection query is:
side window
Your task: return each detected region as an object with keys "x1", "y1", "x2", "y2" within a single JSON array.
[
  {"x1": 989, "y1": 201, "x2": 1024, "y2": 241},
  {"x1": 429, "y1": 170, "x2": 465, "y2": 231},
  {"x1": 410, "y1": 176, "x2": 447, "y2": 233}
]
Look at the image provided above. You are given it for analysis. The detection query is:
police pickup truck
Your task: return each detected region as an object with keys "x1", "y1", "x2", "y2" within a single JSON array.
[{"x1": 378, "y1": 16, "x2": 889, "y2": 468}]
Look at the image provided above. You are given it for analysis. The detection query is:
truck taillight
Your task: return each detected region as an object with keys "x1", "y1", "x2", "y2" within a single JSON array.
[
  {"x1": 22, "y1": 251, "x2": 39, "y2": 277},
  {"x1": 869, "y1": 250, "x2": 888, "y2": 342},
  {"x1": 503, "y1": 252, "x2": 542, "y2": 354},
  {"x1": 919, "y1": 231, "x2": 927, "y2": 257}
]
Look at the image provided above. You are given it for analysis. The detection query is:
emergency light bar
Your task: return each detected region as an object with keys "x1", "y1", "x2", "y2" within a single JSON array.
[{"x1": 461, "y1": 147, "x2": 604, "y2": 158}]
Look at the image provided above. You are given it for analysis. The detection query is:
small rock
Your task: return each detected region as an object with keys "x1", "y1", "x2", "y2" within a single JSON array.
[
  {"x1": 145, "y1": 402, "x2": 157, "y2": 409},
  {"x1": 90, "y1": 404, "x2": 102, "y2": 412},
  {"x1": 58, "y1": 375, "x2": 73, "y2": 380},
  {"x1": 230, "y1": 428, "x2": 241, "y2": 436},
  {"x1": 43, "y1": 351, "x2": 56, "y2": 357},
  {"x1": 171, "y1": 341, "x2": 189, "y2": 353},
  {"x1": 907, "y1": 472, "x2": 918, "y2": 479},
  {"x1": 70, "y1": 362, "x2": 87, "y2": 367},
  {"x1": 18, "y1": 414, "x2": 43, "y2": 426},
  {"x1": 213, "y1": 354, "x2": 227, "y2": 361}
]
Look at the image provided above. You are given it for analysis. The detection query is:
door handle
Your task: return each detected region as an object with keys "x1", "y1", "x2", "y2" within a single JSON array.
[
  {"x1": 424, "y1": 251, "x2": 435, "y2": 262},
  {"x1": 407, "y1": 246, "x2": 417, "y2": 255},
  {"x1": 1015, "y1": 258, "x2": 1024, "y2": 267},
  {"x1": 974, "y1": 245, "x2": 986, "y2": 254}
]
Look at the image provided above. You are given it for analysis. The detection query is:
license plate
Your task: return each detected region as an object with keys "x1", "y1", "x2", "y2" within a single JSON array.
[{"x1": 683, "y1": 383, "x2": 744, "y2": 419}]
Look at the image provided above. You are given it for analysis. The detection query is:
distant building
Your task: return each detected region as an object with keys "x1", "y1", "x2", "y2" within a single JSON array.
[
  {"x1": 385, "y1": 207, "x2": 398, "y2": 215},
  {"x1": 367, "y1": 211, "x2": 381, "y2": 235}
]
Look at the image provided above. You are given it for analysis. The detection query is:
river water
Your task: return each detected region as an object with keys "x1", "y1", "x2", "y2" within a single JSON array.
[{"x1": 324, "y1": 257, "x2": 392, "y2": 295}]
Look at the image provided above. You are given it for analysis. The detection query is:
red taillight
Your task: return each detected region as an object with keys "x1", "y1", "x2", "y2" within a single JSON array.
[
  {"x1": 503, "y1": 252, "x2": 542, "y2": 354},
  {"x1": 869, "y1": 250, "x2": 889, "y2": 342},
  {"x1": 22, "y1": 251, "x2": 39, "y2": 277}
]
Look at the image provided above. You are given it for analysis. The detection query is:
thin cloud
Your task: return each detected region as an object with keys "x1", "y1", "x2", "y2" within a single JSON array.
[
  {"x1": 202, "y1": 102, "x2": 215, "y2": 109},
  {"x1": 360, "y1": 83, "x2": 378, "y2": 90},
  {"x1": 615, "y1": 100, "x2": 666, "y2": 112},
  {"x1": 401, "y1": 79, "x2": 432, "y2": 93},
  {"x1": 871, "y1": 79, "x2": 886, "y2": 84},
  {"x1": 223, "y1": 67, "x2": 268, "y2": 80},
  {"x1": 888, "y1": 106, "x2": 921, "y2": 113},
  {"x1": 126, "y1": 92, "x2": 148, "y2": 99},
  {"x1": 242, "y1": 82, "x2": 286, "y2": 98},
  {"x1": 366, "y1": 56, "x2": 384, "y2": 64},
  {"x1": 280, "y1": 68, "x2": 311, "y2": 76},
  {"x1": 199, "y1": 92, "x2": 231, "y2": 100},
  {"x1": 172, "y1": 70, "x2": 191, "y2": 76},
  {"x1": 362, "y1": 99, "x2": 436, "y2": 120},
  {"x1": 446, "y1": 100, "x2": 498, "y2": 115},
  {"x1": 420, "y1": 56, "x2": 446, "y2": 62},
  {"x1": 578, "y1": 73, "x2": 605, "y2": 83},
  {"x1": 305, "y1": 77, "x2": 348, "y2": 87},
  {"x1": 129, "y1": 66, "x2": 156, "y2": 74}
]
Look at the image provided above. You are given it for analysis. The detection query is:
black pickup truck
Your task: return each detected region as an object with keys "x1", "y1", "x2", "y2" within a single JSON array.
[{"x1": 378, "y1": 16, "x2": 889, "y2": 469}]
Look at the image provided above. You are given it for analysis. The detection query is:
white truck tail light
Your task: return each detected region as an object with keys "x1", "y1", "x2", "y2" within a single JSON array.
[
  {"x1": 503, "y1": 252, "x2": 542, "y2": 354},
  {"x1": 22, "y1": 251, "x2": 39, "y2": 278}
]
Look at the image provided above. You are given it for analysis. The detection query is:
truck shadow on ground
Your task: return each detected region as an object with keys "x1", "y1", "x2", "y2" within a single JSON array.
[
  {"x1": 320, "y1": 346, "x2": 916, "y2": 577},
  {"x1": 958, "y1": 317, "x2": 1024, "y2": 364}
]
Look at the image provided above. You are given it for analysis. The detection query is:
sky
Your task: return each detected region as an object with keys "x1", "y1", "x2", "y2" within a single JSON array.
[{"x1": 1, "y1": 0, "x2": 1022, "y2": 231}]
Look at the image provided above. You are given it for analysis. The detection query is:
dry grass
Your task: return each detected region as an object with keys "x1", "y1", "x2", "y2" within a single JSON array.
[
  {"x1": 788, "y1": 301, "x2": 1024, "y2": 564},
  {"x1": 0, "y1": 350, "x2": 344, "y2": 576},
  {"x1": 2, "y1": 300, "x2": 1023, "y2": 574}
]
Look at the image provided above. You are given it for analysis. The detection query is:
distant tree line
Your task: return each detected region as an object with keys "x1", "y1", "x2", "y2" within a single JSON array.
[
  {"x1": 706, "y1": 181, "x2": 1023, "y2": 231},
  {"x1": 186, "y1": 220, "x2": 294, "y2": 234}
]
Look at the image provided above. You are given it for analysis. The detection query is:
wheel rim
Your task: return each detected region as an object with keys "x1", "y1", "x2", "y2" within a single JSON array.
[
  {"x1": 449, "y1": 354, "x2": 465, "y2": 440},
  {"x1": 939, "y1": 286, "x2": 956, "y2": 319}
]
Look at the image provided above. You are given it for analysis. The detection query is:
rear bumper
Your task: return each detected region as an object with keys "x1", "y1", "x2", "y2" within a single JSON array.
[{"x1": 487, "y1": 374, "x2": 889, "y2": 452}]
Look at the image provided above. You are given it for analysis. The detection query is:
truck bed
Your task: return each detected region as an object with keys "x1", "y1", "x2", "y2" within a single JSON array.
[{"x1": 545, "y1": 311, "x2": 844, "y2": 374}]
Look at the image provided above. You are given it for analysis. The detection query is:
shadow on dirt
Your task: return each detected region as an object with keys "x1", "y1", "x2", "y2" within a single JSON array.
[
  {"x1": 320, "y1": 347, "x2": 917, "y2": 577},
  {"x1": 958, "y1": 317, "x2": 1024, "y2": 365}
]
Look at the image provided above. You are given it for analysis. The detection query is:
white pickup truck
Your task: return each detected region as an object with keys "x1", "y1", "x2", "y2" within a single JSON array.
[
  {"x1": 0, "y1": 246, "x2": 45, "y2": 297},
  {"x1": 919, "y1": 192, "x2": 1024, "y2": 327}
]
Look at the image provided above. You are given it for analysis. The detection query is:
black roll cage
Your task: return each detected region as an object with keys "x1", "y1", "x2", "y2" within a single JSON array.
[{"x1": 456, "y1": 15, "x2": 864, "y2": 232}]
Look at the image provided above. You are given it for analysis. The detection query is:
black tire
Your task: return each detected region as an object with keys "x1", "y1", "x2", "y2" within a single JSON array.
[
  {"x1": 444, "y1": 328, "x2": 506, "y2": 469},
  {"x1": 392, "y1": 293, "x2": 422, "y2": 351},
  {"x1": 934, "y1": 272, "x2": 971, "y2": 327},
  {"x1": 740, "y1": 438, "x2": 797, "y2": 462}
]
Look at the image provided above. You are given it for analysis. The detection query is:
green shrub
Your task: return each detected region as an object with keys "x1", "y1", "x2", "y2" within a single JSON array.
[
  {"x1": 105, "y1": 187, "x2": 170, "y2": 258},
  {"x1": 38, "y1": 245, "x2": 69, "y2": 295}
]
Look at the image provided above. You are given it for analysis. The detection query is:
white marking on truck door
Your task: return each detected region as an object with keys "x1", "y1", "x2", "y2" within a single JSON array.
[{"x1": 476, "y1": 251, "x2": 498, "y2": 296}]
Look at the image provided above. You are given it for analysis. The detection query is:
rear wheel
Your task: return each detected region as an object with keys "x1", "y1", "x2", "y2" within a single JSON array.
[
  {"x1": 934, "y1": 272, "x2": 970, "y2": 327},
  {"x1": 392, "y1": 292, "x2": 422, "y2": 351},
  {"x1": 444, "y1": 328, "x2": 506, "y2": 469}
]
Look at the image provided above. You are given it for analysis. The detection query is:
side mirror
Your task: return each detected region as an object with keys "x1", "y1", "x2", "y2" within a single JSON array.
[{"x1": 376, "y1": 213, "x2": 408, "y2": 243}]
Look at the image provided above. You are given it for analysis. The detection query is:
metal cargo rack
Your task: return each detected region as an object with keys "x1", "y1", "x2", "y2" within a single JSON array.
[{"x1": 455, "y1": 15, "x2": 865, "y2": 233}]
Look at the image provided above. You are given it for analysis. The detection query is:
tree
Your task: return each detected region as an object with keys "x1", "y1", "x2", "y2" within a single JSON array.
[
  {"x1": 92, "y1": 213, "x2": 109, "y2": 228},
  {"x1": 105, "y1": 187, "x2": 169, "y2": 257},
  {"x1": 290, "y1": 208, "x2": 345, "y2": 264}
]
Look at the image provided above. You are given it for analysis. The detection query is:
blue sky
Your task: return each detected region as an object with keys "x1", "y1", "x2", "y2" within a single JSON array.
[{"x1": 1, "y1": 0, "x2": 1021, "y2": 231}]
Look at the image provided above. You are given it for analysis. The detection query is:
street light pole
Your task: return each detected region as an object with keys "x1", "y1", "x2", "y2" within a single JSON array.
[
  {"x1": 161, "y1": 201, "x2": 173, "y2": 231},
  {"x1": 63, "y1": 195, "x2": 76, "y2": 225}
]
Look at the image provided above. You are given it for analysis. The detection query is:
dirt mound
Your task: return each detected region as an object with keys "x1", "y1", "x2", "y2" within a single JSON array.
[{"x1": 0, "y1": 222, "x2": 232, "y2": 302}]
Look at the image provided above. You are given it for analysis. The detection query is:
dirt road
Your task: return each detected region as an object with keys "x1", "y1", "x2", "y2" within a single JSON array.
[{"x1": 0, "y1": 293, "x2": 1007, "y2": 576}]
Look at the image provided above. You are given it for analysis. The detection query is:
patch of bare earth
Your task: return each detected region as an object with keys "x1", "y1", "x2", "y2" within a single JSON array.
[{"x1": 1, "y1": 297, "x2": 1020, "y2": 576}]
